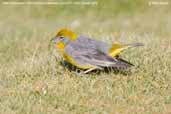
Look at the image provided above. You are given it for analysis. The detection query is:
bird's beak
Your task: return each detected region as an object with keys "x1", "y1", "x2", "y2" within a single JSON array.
[{"x1": 51, "y1": 36, "x2": 58, "y2": 44}]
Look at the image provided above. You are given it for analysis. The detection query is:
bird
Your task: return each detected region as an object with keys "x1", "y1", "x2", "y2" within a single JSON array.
[{"x1": 51, "y1": 28, "x2": 143, "y2": 73}]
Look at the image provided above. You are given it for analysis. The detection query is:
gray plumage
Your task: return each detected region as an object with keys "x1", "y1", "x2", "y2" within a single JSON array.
[{"x1": 64, "y1": 36, "x2": 133, "y2": 69}]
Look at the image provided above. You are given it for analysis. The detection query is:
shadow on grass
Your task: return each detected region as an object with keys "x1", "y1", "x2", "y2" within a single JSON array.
[{"x1": 60, "y1": 61, "x2": 132, "y2": 76}]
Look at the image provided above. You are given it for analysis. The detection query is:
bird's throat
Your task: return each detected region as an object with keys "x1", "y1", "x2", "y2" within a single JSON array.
[{"x1": 56, "y1": 42, "x2": 65, "y2": 50}]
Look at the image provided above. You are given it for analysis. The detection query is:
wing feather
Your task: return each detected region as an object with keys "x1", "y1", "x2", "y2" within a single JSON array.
[{"x1": 65, "y1": 37, "x2": 133, "y2": 69}]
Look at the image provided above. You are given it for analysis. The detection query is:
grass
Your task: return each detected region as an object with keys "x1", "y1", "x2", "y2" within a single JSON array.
[{"x1": 0, "y1": 0, "x2": 171, "y2": 114}]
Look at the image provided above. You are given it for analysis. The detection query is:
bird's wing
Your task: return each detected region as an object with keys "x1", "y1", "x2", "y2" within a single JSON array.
[
  {"x1": 65, "y1": 40, "x2": 133, "y2": 69},
  {"x1": 75, "y1": 36, "x2": 111, "y2": 54},
  {"x1": 79, "y1": 49, "x2": 133, "y2": 69}
]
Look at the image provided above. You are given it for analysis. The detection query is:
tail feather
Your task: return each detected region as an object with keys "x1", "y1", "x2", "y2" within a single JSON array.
[
  {"x1": 126, "y1": 43, "x2": 144, "y2": 47},
  {"x1": 109, "y1": 43, "x2": 144, "y2": 57}
]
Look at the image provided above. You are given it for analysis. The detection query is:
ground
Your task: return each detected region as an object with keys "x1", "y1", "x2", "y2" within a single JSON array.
[{"x1": 0, "y1": 0, "x2": 171, "y2": 114}]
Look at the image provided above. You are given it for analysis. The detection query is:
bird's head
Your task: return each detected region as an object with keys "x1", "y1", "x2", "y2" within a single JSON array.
[{"x1": 51, "y1": 28, "x2": 77, "y2": 50}]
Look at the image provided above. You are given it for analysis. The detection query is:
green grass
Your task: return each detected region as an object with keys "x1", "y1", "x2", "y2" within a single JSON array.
[{"x1": 0, "y1": 0, "x2": 171, "y2": 114}]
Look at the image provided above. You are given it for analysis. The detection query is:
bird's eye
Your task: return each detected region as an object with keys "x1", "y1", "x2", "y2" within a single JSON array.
[{"x1": 59, "y1": 36, "x2": 64, "y2": 40}]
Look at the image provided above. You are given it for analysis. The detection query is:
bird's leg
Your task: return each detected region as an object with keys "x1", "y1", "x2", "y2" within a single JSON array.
[
  {"x1": 84, "y1": 67, "x2": 103, "y2": 74},
  {"x1": 84, "y1": 68, "x2": 96, "y2": 74}
]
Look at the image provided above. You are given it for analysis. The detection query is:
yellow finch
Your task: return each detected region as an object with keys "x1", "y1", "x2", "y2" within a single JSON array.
[{"x1": 51, "y1": 28, "x2": 143, "y2": 73}]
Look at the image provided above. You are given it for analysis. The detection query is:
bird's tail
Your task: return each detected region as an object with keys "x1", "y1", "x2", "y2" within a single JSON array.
[
  {"x1": 126, "y1": 43, "x2": 144, "y2": 47},
  {"x1": 109, "y1": 43, "x2": 144, "y2": 57}
]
